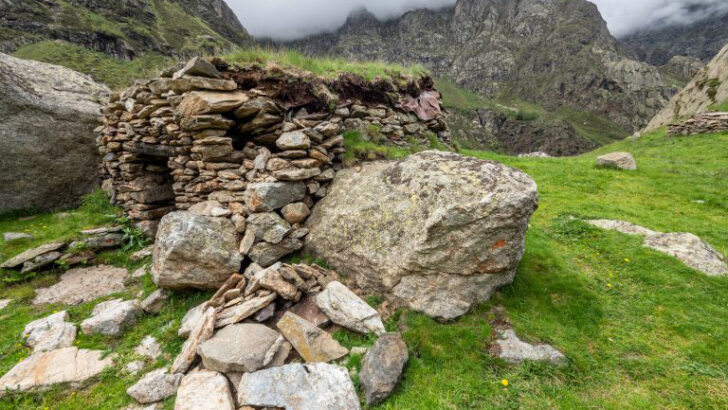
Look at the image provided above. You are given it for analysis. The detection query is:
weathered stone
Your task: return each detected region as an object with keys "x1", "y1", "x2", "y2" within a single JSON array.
[
  {"x1": 254, "y1": 303, "x2": 276, "y2": 322},
  {"x1": 247, "y1": 212, "x2": 291, "y2": 244},
  {"x1": 20, "y1": 251, "x2": 62, "y2": 273},
  {"x1": 290, "y1": 294, "x2": 330, "y2": 327},
  {"x1": 178, "y1": 302, "x2": 209, "y2": 338},
  {"x1": 491, "y1": 328, "x2": 566, "y2": 365},
  {"x1": 306, "y1": 151, "x2": 538, "y2": 320},
  {"x1": 1, "y1": 242, "x2": 65, "y2": 269},
  {"x1": 245, "y1": 181, "x2": 307, "y2": 212},
  {"x1": 149, "y1": 76, "x2": 236, "y2": 94},
  {"x1": 135, "y1": 335, "x2": 163, "y2": 360},
  {"x1": 127, "y1": 368, "x2": 183, "y2": 404},
  {"x1": 23, "y1": 311, "x2": 77, "y2": 352},
  {"x1": 33, "y1": 265, "x2": 128, "y2": 305},
  {"x1": 0, "y1": 53, "x2": 109, "y2": 213},
  {"x1": 586, "y1": 219, "x2": 658, "y2": 236},
  {"x1": 171, "y1": 307, "x2": 216, "y2": 374},
  {"x1": 276, "y1": 131, "x2": 311, "y2": 150},
  {"x1": 175, "y1": 370, "x2": 235, "y2": 410},
  {"x1": 131, "y1": 246, "x2": 154, "y2": 261},
  {"x1": 360, "y1": 333, "x2": 409, "y2": 405},
  {"x1": 248, "y1": 238, "x2": 303, "y2": 267},
  {"x1": 281, "y1": 202, "x2": 311, "y2": 224},
  {"x1": 126, "y1": 360, "x2": 146, "y2": 375},
  {"x1": 215, "y1": 292, "x2": 276, "y2": 328},
  {"x1": 272, "y1": 167, "x2": 322, "y2": 181},
  {"x1": 141, "y1": 289, "x2": 168, "y2": 314},
  {"x1": 153, "y1": 212, "x2": 242, "y2": 290},
  {"x1": 0, "y1": 299, "x2": 10, "y2": 310},
  {"x1": 237, "y1": 363, "x2": 360, "y2": 410},
  {"x1": 188, "y1": 200, "x2": 231, "y2": 217},
  {"x1": 173, "y1": 57, "x2": 221, "y2": 79},
  {"x1": 81, "y1": 298, "x2": 141, "y2": 336},
  {"x1": 58, "y1": 250, "x2": 95, "y2": 267},
  {"x1": 3, "y1": 232, "x2": 33, "y2": 242},
  {"x1": 0, "y1": 347, "x2": 114, "y2": 395},
  {"x1": 316, "y1": 281, "x2": 385, "y2": 335},
  {"x1": 253, "y1": 265, "x2": 299, "y2": 300},
  {"x1": 644, "y1": 232, "x2": 728, "y2": 276},
  {"x1": 596, "y1": 152, "x2": 637, "y2": 170},
  {"x1": 191, "y1": 140, "x2": 233, "y2": 160},
  {"x1": 276, "y1": 312, "x2": 348, "y2": 363},
  {"x1": 198, "y1": 324, "x2": 283, "y2": 373}
]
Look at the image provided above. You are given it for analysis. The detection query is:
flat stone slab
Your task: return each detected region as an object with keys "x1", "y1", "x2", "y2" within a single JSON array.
[
  {"x1": 33, "y1": 264, "x2": 129, "y2": 305},
  {"x1": 316, "y1": 281, "x2": 385, "y2": 335},
  {"x1": 491, "y1": 328, "x2": 566, "y2": 365},
  {"x1": 1, "y1": 242, "x2": 65, "y2": 269},
  {"x1": 0, "y1": 347, "x2": 114, "y2": 395},
  {"x1": 277, "y1": 312, "x2": 348, "y2": 363},
  {"x1": 198, "y1": 323, "x2": 282, "y2": 373},
  {"x1": 237, "y1": 363, "x2": 360, "y2": 410},
  {"x1": 81, "y1": 298, "x2": 142, "y2": 336},
  {"x1": 175, "y1": 369, "x2": 235, "y2": 410}
]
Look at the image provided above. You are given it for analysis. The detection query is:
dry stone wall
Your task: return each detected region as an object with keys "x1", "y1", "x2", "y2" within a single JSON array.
[
  {"x1": 97, "y1": 57, "x2": 448, "y2": 267},
  {"x1": 667, "y1": 112, "x2": 728, "y2": 136}
]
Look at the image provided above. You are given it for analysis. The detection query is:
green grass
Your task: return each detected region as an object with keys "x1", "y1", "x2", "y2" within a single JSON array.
[
  {"x1": 1, "y1": 130, "x2": 727, "y2": 408},
  {"x1": 13, "y1": 41, "x2": 171, "y2": 89},
  {"x1": 709, "y1": 100, "x2": 728, "y2": 112},
  {"x1": 225, "y1": 48, "x2": 428, "y2": 82},
  {"x1": 554, "y1": 106, "x2": 628, "y2": 145}
]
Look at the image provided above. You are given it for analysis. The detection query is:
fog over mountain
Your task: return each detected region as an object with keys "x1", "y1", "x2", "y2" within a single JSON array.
[{"x1": 229, "y1": 0, "x2": 728, "y2": 40}]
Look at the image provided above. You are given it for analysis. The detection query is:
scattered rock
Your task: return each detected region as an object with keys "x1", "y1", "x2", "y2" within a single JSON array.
[
  {"x1": 0, "y1": 347, "x2": 114, "y2": 395},
  {"x1": 0, "y1": 299, "x2": 10, "y2": 310},
  {"x1": 1, "y1": 242, "x2": 65, "y2": 269},
  {"x1": 360, "y1": 333, "x2": 409, "y2": 405},
  {"x1": 131, "y1": 246, "x2": 154, "y2": 261},
  {"x1": 127, "y1": 368, "x2": 183, "y2": 404},
  {"x1": 22, "y1": 311, "x2": 77, "y2": 352},
  {"x1": 586, "y1": 219, "x2": 658, "y2": 236},
  {"x1": 188, "y1": 200, "x2": 231, "y2": 217},
  {"x1": 198, "y1": 324, "x2": 283, "y2": 373},
  {"x1": 171, "y1": 306, "x2": 216, "y2": 374},
  {"x1": 491, "y1": 328, "x2": 566, "y2": 366},
  {"x1": 254, "y1": 303, "x2": 276, "y2": 322},
  {"x1": 215, "y1": 292, "x2": 276, "y2": 328},
  {"x1": 276, "y1": 312, "x2": 348, "y2": 363},
  {"x1": 316, "y1": 281, "x2": 385, "y2": 335},
  {"x1": 20, "y1": 251, "x2": 62, "y2": 273},
  {"x1": 33, "y1": 265, "x2": 129, "y2": 305},
  {"x1": 133, "y1": 265, "x2": 150, "y2": 279},
  {"x1": 306, "y1": 151, "x2": 538, "y2": 320},
  {"x1": 81, "y1": 298, "x2": 142, "y2": 336},
  {"x1": 645, "y1": 232, "x2": 727, "y2": 276},
  {"x1": 518, "y1": 152, "x2": 552, "y2": 158},
  {"x1": 135, "y1": 335, "x2": 163, "y2": 360},
  {"x1": 58, "y1": 250, "x2": 95, "y2": 267},
  {"x1": 152, "y1": 211, "x2": 242, "y2": 290},
  {"x1": 141, "y1": 289, "x2": 168, "y2": 314},
  {"x1": 175, "y1": 369, "x2": 235, "y2": 410},
  {"x1": 237, "y1": 363, "x2": 360, "y2": 410},
  {"x1": 126, "y1": 360, "x2": 146, "y2": 375},
  {"x1": 3, "y1": 232, "x2": 33, "y2": 242},
  {"x1": 595, "y1": 152, "x2": 637, "y2": 170}
]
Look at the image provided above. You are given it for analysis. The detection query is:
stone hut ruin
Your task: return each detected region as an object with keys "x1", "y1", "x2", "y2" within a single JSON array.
[{"x1": 97, "y1": 57, "x2": 449, "y2": 268}]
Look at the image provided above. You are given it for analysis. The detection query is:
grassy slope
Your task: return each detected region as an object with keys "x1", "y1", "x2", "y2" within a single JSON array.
[{"x1": 1, "y1": 130, "x2": 727, "y2": 408}]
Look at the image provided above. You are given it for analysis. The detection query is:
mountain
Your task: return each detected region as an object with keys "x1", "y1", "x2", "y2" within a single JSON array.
[
  {"x1": 645, "y1": 43, "x2": 728, "y2": 132},
  {"x1": 0, "y1": 0, "x2": 252, "y2": 60},
  {"x1": 620, "y1": 9, "x2": 728, "y2": 66},
  {"x1": 285, "y1": 0, "x2": 675, "y2": 144}
]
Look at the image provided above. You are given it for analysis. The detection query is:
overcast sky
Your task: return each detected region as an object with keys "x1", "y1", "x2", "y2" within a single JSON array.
[{"x1": 229, "y1": 0, "x2": 728, "y2": 40}]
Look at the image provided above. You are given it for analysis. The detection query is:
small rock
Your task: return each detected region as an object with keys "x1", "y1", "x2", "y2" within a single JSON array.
[
  {"x1": 81, "y1": 299, "x2": 141, "y2": 336},
  {"x1": 23, "y1": 311, "x2": 77, "y2": 352},
  {"x1": 586, "y1": 219, "x2": 658, "y2": 236},
  {"x1": 215, "y1": 293, "x2": 276, "y2": 328},
  {"x1": 276, "y1": 131, "x2": 311, "y2": 150},
  {"x1": 130, "y1": 246, "x2": 154, "y2": 261},
  {"x1": 58, "y1": 250, "x2": 95, "y2": 267},
  {"x1": 246, "y1": 212, "x2": 291, "y2": 244},
  {"x1": 281, "y1": 202, "x2": 311, "y2": 224},
  {"x1": 173, "y1": 57, "x2": 221, "y2": 79},
  {"x1": 290, "y1": 294, "x2": 330, "y2": 327},
  {"x1": 3, "y1": 232, "x2": 33, "y2": 242},
  {"x1": 596, "y1": 152, "x2": 637, "y2": 170},
  {"x1": 349, "y1": 346, "x2": 368, "y2": 356},
  {"x1": 248, "y1": 238, "x2": 303, "y2": 267},
  {"x1": 32, "y1": 265, "x2": 128, "y2": 305},
  {"x1": 1, "y1": 242, "x2": 65, "y2": 269},
  {"x1": 133, "y1": 266, "x2": 150, "y2": 279},
  {"x1": 135, "y1": 335, "x2": 163, "y2": 360},
  {"x1": 175, "y1": 369, "x2": 235, "y2": 410},
  {"x1": 276, "y1": 312, "x2": 348, "y2": 363},
  {"x1": 126, "y1": 360, "x2": 146, "y2": 375},
  {"x1": 245, "y1": 181, "x2": 307, "y2": 212},
  {"x1": 360, "y1": 333, "x2": 409, "y2": 405},
  {"x1": 316, "y1": 281, "x2": 385, "y2": 335},
  {"x1": 141, "y1": 289, "x2": 168, "y2": 314},
  {"x1": 171, "y1": 307, "x2": 216, "y2": 374},
  {"x1": 0, "y1": 299, "x2": 11, "y2": 310},
  {"x1": 178, "y1": 302, "x2": 209, "y2": 338},
  {"x1": 189, "y1": 200, "x2": 231, "y2": 217},
  {"x1": 126, "y1": 368, "x2": 183, "y2": 404},
  {"x1": 20, "y1": 251, "x2": 62, "y2": 273},
  {"x1": 237, "y1": 363, "x2": 360, "y2": 410},
  {"x1": 491, "y1": 328, "x2": 566, "y2": 365},
  {"x1": 80, "y1": 226, "x2": 123, "y2": 235},
  {"x1": 70, "y1": 233, "x2": 124, "y2": 250},
  {"x1": 254, "y1": 303, "x2": 275, "y2": 322},
  {"x1": 198, "y1": 324, "x2": 283, "y2": 373}
]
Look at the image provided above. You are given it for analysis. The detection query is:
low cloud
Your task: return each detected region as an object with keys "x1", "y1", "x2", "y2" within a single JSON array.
[{"x1": 227, "y1": 0, "x2": 728, "y2": 40}]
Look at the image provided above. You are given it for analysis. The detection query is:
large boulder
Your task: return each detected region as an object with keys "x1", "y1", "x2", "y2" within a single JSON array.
[
  {"x1": 305, "y1": 151, "x2": 538, "y2": 320},
  {"x1": 0, "y1": 53, "x2": 109, "y2": 213},
  {"x1": 152, "y1": 212, "x2": 242, "y2": 290}
]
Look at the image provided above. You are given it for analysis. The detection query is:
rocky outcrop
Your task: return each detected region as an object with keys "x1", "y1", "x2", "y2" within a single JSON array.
[
  {"x1": 659, "y1": 56, "x2": 705, "y2": 85},
  {"x1": 0, "y1": 53, "x2": 108, "y2": 213},
  {"x1": 32, "y1": 264, "x2": 129, "y2": 305},
  {"x1": 306, "y1": 151, "x2": 538, "y2": 320},
  {"x1": 287, "y1": 0, "x2": 674, "y2": 134},
  {"x1": 667, "y1": 112, "x2": 728, "y2": 136},
  {"x1": 645, "y1": 43, "x2": 728, "y2": 132}
]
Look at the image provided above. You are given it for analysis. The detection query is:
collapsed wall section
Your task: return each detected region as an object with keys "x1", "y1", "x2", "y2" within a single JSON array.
[{"x1": 96, "y1": 57, "x2": 448, "y2": 267}]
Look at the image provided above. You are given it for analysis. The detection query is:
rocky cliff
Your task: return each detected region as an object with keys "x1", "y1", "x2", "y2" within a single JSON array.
[
  {"x1": 0, "y1": 0, "x2": 252, "y2": 59},
  {"x1": 620, "y1": 10, "x2": 728, "y2": 66},
  {"x1": 286, "y1": 0, "x2": 674, "y2": 135},
  {"x1": 645, "y1": 43, "x2": 728, "y2": 132}
]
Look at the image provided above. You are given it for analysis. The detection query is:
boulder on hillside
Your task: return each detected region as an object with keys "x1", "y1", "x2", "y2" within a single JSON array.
[
  {"x1": 152, "y1": 211, "x2": 242, "y2": 290},
  {"x1": 305, "y1": 151, "x2": 538, "y2": 320},
  {"x1": 596, "y1": 152, "x2": 637, "y2": 170},
  {"x1": 0, "y1": 53, "x2": 109, "y2": 213}
]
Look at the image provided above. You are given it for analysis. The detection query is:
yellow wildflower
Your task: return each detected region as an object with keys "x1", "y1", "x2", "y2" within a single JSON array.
[
  {"x1": 624, "y1": 258, "x2": 630, "y2": 263},
  {"x1": 501, "y1": 379, "x2": 509, "y2": 387}
]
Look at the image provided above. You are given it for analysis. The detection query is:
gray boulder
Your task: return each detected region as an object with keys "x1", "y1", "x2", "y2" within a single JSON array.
[
  {"x1": 152, "y1": 212, "x2": 242, "y2": 290},
  {"x1": 0, "y1": 53, "x2": 109, "y2": 213},
  {"x1": 360, "y1": 333, "x2": 409, "y2": 405},
  {"x1": 306, "y1": 151, "x2": 538, "y2": 320}
]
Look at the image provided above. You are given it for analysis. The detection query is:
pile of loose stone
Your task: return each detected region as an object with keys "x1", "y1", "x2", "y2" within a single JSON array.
[
  {"x1": 97, "y1": 56, "x2": 448, "y2": 245},
  {"x1": 667, "y1": 112, "x2": 728, "y2": 136}
]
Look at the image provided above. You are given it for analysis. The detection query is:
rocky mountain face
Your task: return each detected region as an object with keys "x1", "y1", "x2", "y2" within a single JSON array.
[
  {"x1": 620, "y1": 10, "x2": 728, "y2": 66},
  {"x1": 645, "y1": 43, "x2": 728, "y2": 132},
  {"x1": 0, "y1": 0, "x2": 252, "y2": 59},
  {"x1": 287, "y1": 0, "x2": 675, "y2": 140}
]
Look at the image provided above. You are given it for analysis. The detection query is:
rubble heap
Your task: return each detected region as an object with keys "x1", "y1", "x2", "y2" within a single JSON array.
[
  {"x1": 96, "y1": 57, "x2": 449, "y2": 264},
  {"x1": 667, "y1": 112, "x2": 728, "y2": 136}
]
